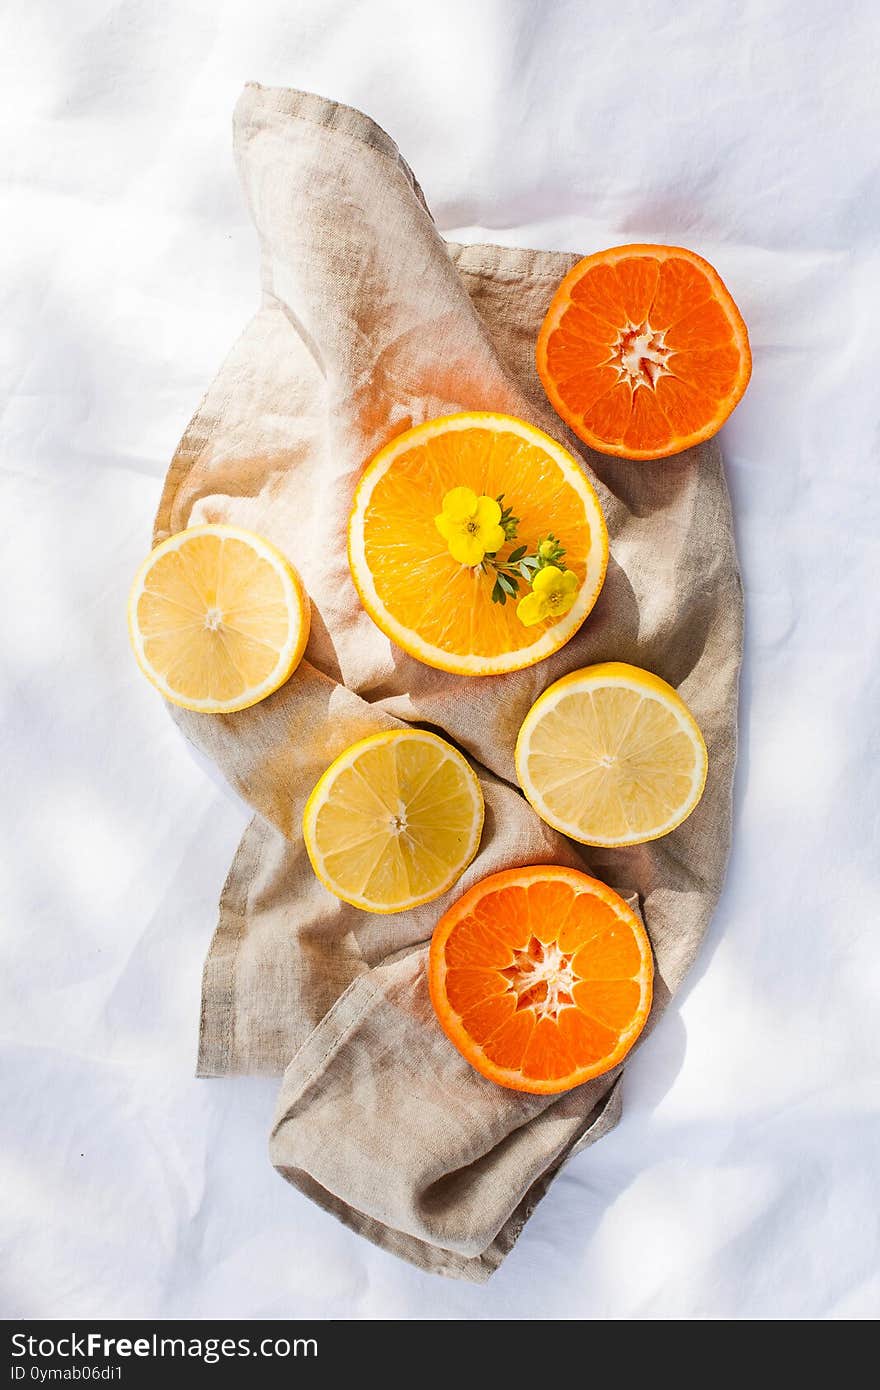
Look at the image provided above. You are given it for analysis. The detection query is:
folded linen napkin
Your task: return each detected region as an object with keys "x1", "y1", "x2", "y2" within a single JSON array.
[{"x1": 153, "y1": 84, "x2": 742, "y2": 1280}]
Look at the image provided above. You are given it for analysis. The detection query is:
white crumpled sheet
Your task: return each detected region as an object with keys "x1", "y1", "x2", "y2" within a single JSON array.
[{"x1": 2, "y1": 0, "x2": 878, "y2": 1319}]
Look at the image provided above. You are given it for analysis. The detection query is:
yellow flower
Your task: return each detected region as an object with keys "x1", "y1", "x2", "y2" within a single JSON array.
[
  {"x1": 516, "y1": 566, "x2": 579, "y2": 627},
  {"x1": 435, "y1": 487, "x2": 506, "y2": 567}
]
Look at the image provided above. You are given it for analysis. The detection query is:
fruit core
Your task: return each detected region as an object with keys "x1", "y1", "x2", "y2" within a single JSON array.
[
  {"x1": 611, "y1": 322, "x2": 672, "y2": 389},
  {"x1": 500, "y1": 935, "x2": 576, "y2": 1020}
]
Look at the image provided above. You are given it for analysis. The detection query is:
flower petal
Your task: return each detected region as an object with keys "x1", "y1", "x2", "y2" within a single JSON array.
[
  {"x1": 480, "y1": 523, "x2": 506, "y2": 554},
  {"x1": 532, "y1": 565, "x2": 563, "y2": 595},
  {"x1": 442, "y1": 486, "x2": 479, "y2": 522},
  {"x1": 448, "y1": 532, "x2": 485, "y2": 567},
  {"x1": 473, "y1": 495, "x2": 502, "y2": 528},
  {"x1": 554, "y1": 590, "x2": 577, "y2": 616},
  {"x1": 517, "y1": 591, "x2": 549, "y2": 626},
  {"x1": 560, "y1": 570, "x2": 579, "y2": 594},
  {"x1": 435, "y1": 513, "x2": 454, "y2": 540}
]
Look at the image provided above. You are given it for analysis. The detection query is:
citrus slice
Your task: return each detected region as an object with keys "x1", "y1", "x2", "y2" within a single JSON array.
[
  {"x1": 429, "y1": 866, "x2": 653, "y2": 1094},
  {"x1": 128, "y1": 524, "x2": 309, "y2": 713},
  {"x1": 303, "y1": 729, "x2": 484, "y2": 914},
  {"x1": 515, "y1": 662, "x2": 708, "y2": 847},
  {"x1": 536, "y1": 244, "x2": 751, "y2": 460},
  {"x1": 347, "y1": 412, "x2": 608, "y2": 676}
]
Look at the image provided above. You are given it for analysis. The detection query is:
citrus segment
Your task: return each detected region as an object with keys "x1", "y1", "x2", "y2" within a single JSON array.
[
  {"x1": 302, "y1": 730, "x2": 484, "y2": 914},
  {"x1": 128, "y1": 524, "x2": 310, "y2": 713},
  {"x1": 429, "y1": 866, "x2": 653, "y2": 1093},
  {"x1": 515, "y1": 662, "x2": 708, "y2": 847},
  {"x1": 347, "y1": 413, "x2": 608, "y2": 676},
  {"x1": 537, "y1": 244, "x2": 751, "y2": 459}
]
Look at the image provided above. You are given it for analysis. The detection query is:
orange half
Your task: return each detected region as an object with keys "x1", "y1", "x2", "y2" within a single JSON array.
[
  {"x1": 536, "y1": 244, "x2": 751, "y2": 460},
  {"x1": 347, "y1": 413, "x2": 608, "y2": 676},
  {"x1": 428, "y1": 865, "x2": 653, "y2": 1094}
]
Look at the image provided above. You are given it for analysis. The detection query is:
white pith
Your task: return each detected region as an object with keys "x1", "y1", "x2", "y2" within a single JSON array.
[
  {"x1": 609, "y1": 321, "x2": 673, "y2": 389},
  {"x1": 128, "y1": 523, "x2": 305, "y2": 713},
  {"x1": 501, "y1": 937, "x2": 577, "y2": 1021},
  {"x1": 348, "y1": 413, "x2": 608, "y2": 675}
]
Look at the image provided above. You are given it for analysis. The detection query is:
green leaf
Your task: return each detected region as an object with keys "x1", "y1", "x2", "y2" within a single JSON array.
[
  {"x1": 508, "y1": 544, "x2": 527, "y2": 563},
  {"x1": 497, "y1": 572, "x2": 518, "y2": 597}
]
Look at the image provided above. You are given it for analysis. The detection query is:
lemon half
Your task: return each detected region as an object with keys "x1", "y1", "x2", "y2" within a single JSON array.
[
  {"x1": 303, "y1": 729, "x2": 484, "y2": 914},
  {"x1": 128, "y1": 524, "x2": 309, "y2": 713},
  {"x1": 515, "y1": 662, "x2": 708, "y2": 847}
]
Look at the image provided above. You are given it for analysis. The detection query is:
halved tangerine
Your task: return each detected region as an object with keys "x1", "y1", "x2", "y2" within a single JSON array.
[
  {"x1": 536, "y1": 244, "x2": 751, "y2": 460},
  {"x1": 428, "y1": 865, "x2": 653, "y2": 1094}
]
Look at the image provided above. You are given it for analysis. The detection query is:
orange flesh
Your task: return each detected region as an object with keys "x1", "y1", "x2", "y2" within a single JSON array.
[
  {"x1": 537, "y1": 245, "x2": 751, "y2": 460},
  {"x1": 429, "y1": 867, "x2": 653, "y2": 1093},
  {"x1": 362, "y1": 428, "x2": 593, "y2": 659}
]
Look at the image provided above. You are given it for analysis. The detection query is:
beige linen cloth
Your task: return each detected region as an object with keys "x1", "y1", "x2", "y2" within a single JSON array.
[{"x1": 153, "y1": 84, "x2": 743, "y2": 1280}]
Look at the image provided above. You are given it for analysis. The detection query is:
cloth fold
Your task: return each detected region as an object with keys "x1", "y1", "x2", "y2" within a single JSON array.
[
  {"x1": 154, "y1": 83, "x2": 742, "y2": 1279},
  {"x1": 269, "y1": 950, "x2": 626, "y2": 1280}
]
